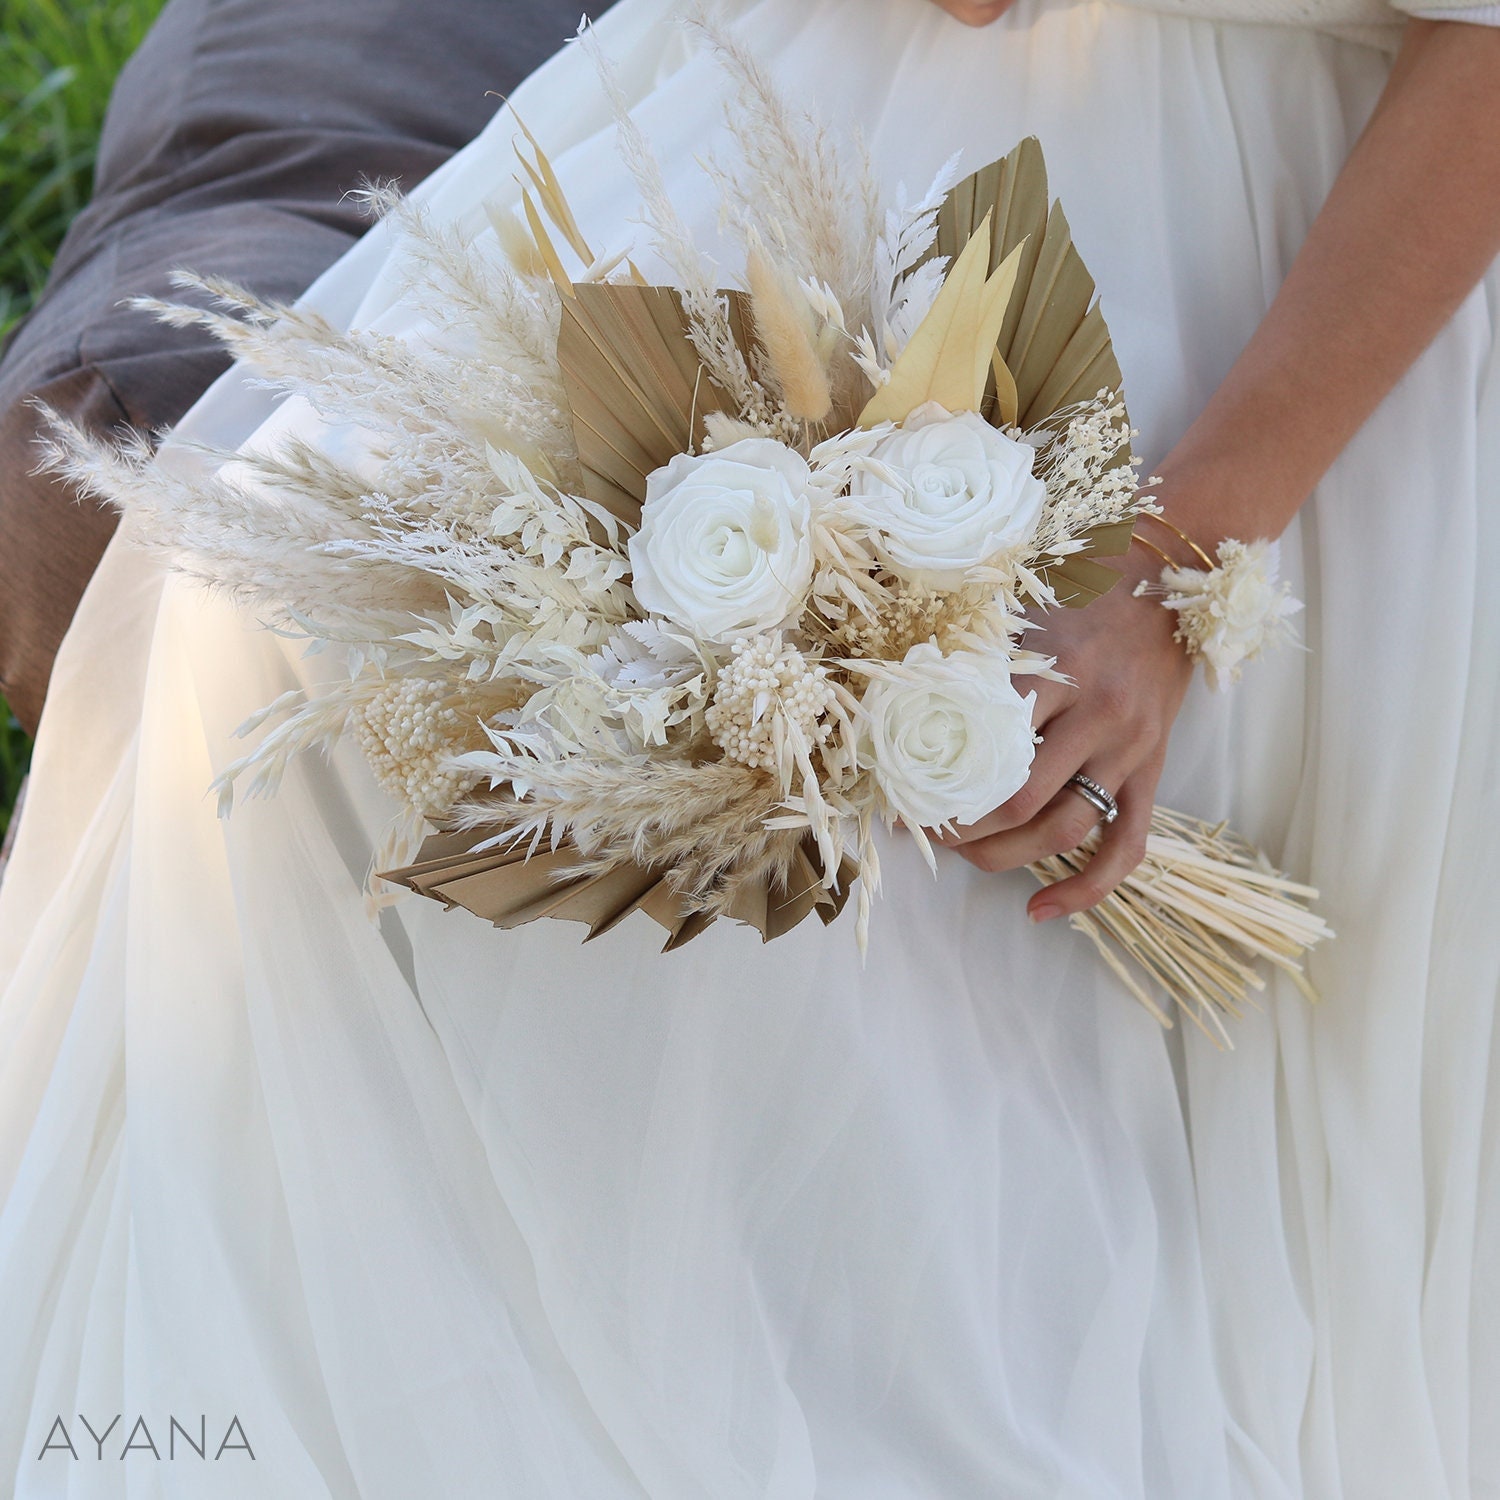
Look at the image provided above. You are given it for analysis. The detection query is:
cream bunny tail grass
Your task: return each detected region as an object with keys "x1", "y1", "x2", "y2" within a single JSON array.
[{"x1": 1029, "y1": 808, "x2": 1332, "y2": 1048}]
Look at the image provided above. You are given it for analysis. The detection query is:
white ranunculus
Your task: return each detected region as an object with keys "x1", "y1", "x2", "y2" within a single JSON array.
[
  {"x1": 850, "y1": 402, "x2": 1046, "y2": 586},
  {"x1": 628, "y1": 439, "x2": 815, "y2": 643},
  {"x1": 857, "y1": 642, "x2": 1037, "y2": 829}
]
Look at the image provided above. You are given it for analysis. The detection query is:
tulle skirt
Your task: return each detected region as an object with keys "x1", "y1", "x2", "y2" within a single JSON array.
[{"x1": 2, "y1": 1, "x2": 1497, "y2": 1495}]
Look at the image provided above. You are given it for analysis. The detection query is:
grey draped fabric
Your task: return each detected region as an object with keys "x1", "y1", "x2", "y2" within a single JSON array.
[{"x1": 0, "y1": 0, "x2": 603, "y2": 734}]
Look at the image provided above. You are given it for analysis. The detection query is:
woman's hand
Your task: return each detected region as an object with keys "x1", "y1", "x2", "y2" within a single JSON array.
[{"x1": 938, "y1": 543, "x2": 1193, "y2": 922}]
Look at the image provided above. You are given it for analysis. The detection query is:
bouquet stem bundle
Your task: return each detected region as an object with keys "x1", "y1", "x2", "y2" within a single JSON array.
[{"x1": 1030, "y1": 807, "x2": 1331, "y2": 1046}]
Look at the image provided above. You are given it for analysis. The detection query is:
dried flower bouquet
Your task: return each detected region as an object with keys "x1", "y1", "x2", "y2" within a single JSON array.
[{"x1": 45, "y1": 16, "x2": 1328, "y2": 1041}]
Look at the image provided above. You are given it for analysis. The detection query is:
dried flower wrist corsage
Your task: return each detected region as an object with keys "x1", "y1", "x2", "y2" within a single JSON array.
[{"x1": 1132, "y1": 514, "x2": 1302, "y2": 691}]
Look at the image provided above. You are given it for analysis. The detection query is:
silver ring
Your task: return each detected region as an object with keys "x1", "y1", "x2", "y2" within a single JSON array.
[{"x1": 1066, "y1": 772, "x2": 1118, "y2": 826}]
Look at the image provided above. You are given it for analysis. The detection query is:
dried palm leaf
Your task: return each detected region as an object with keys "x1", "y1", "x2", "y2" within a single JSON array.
[
  {"x1": 384, "y1": 829, "x2": 857, "y2": 949},
  {"x1": 927, "y1": 137, "x2": 1135, "y2": 605},
  {"x1": 556, "y1": 282, "x2": 756, "y2": 523},
  {"x1": 1042, "y1": 519, "x2": 1137, "y2": 608}
]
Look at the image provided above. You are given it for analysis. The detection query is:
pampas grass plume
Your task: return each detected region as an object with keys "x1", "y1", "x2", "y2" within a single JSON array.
[{"x1": 746, "y1": 245, "x2": 832, "y2": 424}]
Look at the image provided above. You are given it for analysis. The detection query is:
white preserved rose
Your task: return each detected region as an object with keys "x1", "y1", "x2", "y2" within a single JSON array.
[
  {"x1": 628, "y1": 439, "x2": 815, "y2": 642},
  {"x1": 857, "y1": 642, "x2": 1036, "y2": 829},
  {"x1": 849, "y1": 402, "x2": 1046, "y2": 586}
]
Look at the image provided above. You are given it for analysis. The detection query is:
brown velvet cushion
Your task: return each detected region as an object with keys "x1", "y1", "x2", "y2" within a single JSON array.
[{"x1": 0, "y1": 0, "x2": 598, "y2": 735}]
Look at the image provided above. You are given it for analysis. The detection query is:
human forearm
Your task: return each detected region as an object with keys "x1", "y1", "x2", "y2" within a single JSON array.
[
  {"x1": 967, "y1": 21, "x2": 1500, "y2": 915},
  {"x1": 1148, "y1": 19, "x2": 1500, "y2": 553}
]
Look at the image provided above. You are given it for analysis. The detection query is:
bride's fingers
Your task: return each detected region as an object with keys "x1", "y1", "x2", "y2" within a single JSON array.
[
  {"x1": 950, "y1": 756, "x2": 1135, "y2": 874},
  {"x1": 1025, "y1": 761, "x2": 1161, "y2": 921},
  {"x1": 936, "y1": 702, "x2": 1105, "y2": 847},
  {"x1": 1026, "y1": 675, "x2": 1073, "y2": 732}
]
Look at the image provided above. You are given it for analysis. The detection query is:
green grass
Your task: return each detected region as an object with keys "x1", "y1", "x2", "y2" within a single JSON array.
[
  {"x1": 1, "y1": 0, "x2": 168, "y2": 339},
  {"x1": 0, "y1": 711, "x2": 29, "y2": 843},
  {"x1": 1, "y1": 0, "x2": 168, "y2": 834}
]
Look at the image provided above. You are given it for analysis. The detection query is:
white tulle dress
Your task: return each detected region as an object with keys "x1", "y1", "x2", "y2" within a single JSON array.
[{"x1": 2, "y1": 1, "x2": 1497, "y2": 1496}]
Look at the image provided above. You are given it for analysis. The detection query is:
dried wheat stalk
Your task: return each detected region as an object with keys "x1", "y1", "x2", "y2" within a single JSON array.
[{"x1": 1029, "y1": 807, "x2": 1332, "y2": 1048}]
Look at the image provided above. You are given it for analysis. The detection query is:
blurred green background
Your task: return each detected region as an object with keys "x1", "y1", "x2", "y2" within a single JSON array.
[{"x1": 0, "y1": 0, "x2": 168, "y2": 837}]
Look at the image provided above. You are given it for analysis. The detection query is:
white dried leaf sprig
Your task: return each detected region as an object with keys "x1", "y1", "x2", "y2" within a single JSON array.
[
  {"x1": 682, "y1": 1, "x2": 883, "y2": 338},
  {"x1": 869, "y1": 151, "x2": 964, "y2": 365},
  {"x1": 578, "y1": 21, "x2": 793, "y2": 443},
  {"x1": 36, "y1": 226, "x2": 632, "y2": 894}
]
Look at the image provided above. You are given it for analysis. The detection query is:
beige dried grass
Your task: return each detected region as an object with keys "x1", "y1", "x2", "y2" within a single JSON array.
[
  {"x1": 745, "y1": 245, "x2": 833, "y2": 424},
  {"x1": 1029, "y1": 807, "x2": 1332, "y2": 1048}
]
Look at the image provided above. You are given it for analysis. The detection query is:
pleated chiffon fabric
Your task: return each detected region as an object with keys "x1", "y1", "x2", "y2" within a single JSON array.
[{"x1": 2, "y1": 1, "x2": 1497, "y2": 1495}]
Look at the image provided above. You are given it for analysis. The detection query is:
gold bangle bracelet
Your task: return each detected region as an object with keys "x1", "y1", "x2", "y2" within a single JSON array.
[
  {"x1": 1136, "y1": 511, "x2": 1217, "y2": 572},
  {"x1": 1129, "y1": 533, "x2": 1178, "y2": 569}
]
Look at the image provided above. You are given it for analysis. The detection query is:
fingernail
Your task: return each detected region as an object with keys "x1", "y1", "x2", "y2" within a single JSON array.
[{"x1": 1029, "y1": 902, "x2": 1062, "y2": 924}]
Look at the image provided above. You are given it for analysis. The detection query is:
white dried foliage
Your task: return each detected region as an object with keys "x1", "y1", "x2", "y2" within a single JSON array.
[
  {"x1": 358, "y1": 185, "x2": 561, "y2": 385},
  {"x1": 450, "y1": 745, "x2": 801, "y2": 919},
  {"x1": 869, "y1": 152, "x2": 963, "y2": 363},
  {"x1": 1146, "y1": 540, "x2": 1303, "y2": 691},
  {"x1": 1026, "y1": 391, "x2": 1145, "y2": 558},
  {"x1": 38, "y1": 184, "x2": 646, "y2": 837}
]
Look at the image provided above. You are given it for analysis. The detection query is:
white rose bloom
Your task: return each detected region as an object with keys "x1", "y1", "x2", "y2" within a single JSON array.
[
  {"x1": 857, "y1": 642, "x2": 1037, "y2": 829},
  {"x1": 628, "y1": 439, "x2": 816, "y2": 643},
  {"x1": 850, "y1": 402, "x2": 1046, "y2": 586}
]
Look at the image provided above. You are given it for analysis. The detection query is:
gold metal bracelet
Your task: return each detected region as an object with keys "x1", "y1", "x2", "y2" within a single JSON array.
[{"x1": 1135, "y1": 511, "x2": 1217, "y2": 572}]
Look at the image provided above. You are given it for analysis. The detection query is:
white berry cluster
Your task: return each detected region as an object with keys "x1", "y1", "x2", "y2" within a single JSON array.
[
  {"x1": 706, "y1": 634, "x2": 837, "y2": 774},
  {"x1": 837, "y1": 579, "x2": 994, "y2": 662},
  {"x1": 356, "y1": 677, "x2": 478, "y2": 817}
]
